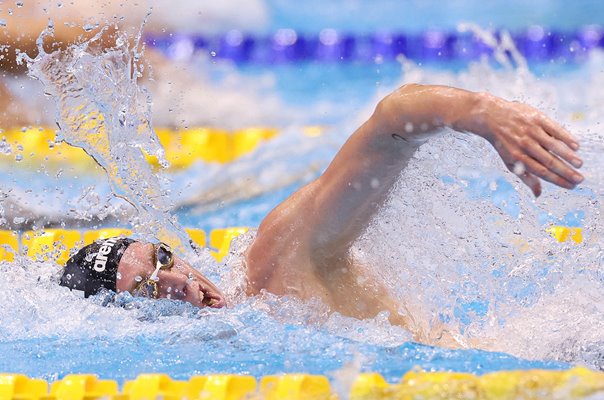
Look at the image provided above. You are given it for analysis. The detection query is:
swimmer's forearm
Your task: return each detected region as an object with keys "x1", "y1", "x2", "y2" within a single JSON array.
[
  {"x1": 373, "y1": 84, "x2": 487, "y2": 142},
  {"x1": 372, "y1": 83, "x2": 583, "y2": 196},
  {"x1": 1, "y1": 20, "x2": 98, "y2": 71}
]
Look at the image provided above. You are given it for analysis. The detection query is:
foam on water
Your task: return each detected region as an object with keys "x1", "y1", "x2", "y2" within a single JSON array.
[
  {"x1": 200, "y1": 28, "x2": 604, "y2": 368},
  {"x1": 349, "y1": 30, "x2": 604, "y2": 368}
]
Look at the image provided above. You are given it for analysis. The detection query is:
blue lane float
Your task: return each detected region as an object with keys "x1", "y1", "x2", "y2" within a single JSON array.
[{"x1": 144, "y1": 26, "x2": 604, "y2": 64}]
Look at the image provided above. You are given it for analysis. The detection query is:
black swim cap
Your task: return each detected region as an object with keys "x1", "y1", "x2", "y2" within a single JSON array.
[{"x1": 59, "y1": 237, "x2": 135, "y2": 297}]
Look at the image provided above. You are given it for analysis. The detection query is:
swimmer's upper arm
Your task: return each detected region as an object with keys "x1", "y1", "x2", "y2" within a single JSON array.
[
  {"x1": 250, "y1": 85, "x2": 461, "y2": 279},
  {"x1": 250, "y1": 90, "x2": 427, "y2": 279},
  {"x1": 301, "y1": 107, "x2": 421, "y2": 265}
]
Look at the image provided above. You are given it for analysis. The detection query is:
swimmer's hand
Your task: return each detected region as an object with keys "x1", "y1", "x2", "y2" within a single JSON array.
[{"x1": 460, "y1": 93, "x2": 583, "y2": 197}]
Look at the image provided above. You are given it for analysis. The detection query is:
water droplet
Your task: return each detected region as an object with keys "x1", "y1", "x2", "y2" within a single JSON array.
[
  {"x1": 513, "y1": 161, "x2": 526, "y2": 175},
  {"x1": 7, "y1": 9, "x2": 13, "y2": 15},
  {"x1": 404, "y1": 122, "x2": 414, "y2": 133},
  {"x1": 0, "y1": 138, "x2": 11, "y2": 155},
  {"x1": 116, "y1": 272, "x2": 122, "y2": 280},
  {"x1": 134, "y1": 276, "x2": 143, "y2": 282},
  {"x1": 166, "y1": 286, "x2": 172, "y2": 293},
  {"x1": 210, "y1": 51, "x2": 217, "y2": 57},
  {"x1": 0, "y1": 20, "x2": 6, "y2": 27},
  {"x1": 82, "y1": 24, "x2": 94, "y2": 32},
  {"x1": 13, "y1": 216, "x2": 25, "y2": 224},
  {"x1": 15, "y1": 153, "x2": 23, "y2": 161},
  {"x1": 16, "y1": 144, "x2": 23, "y2": 151},
  {"x1": 16, "y1": 1, "x2": 24, "y2": 8}
]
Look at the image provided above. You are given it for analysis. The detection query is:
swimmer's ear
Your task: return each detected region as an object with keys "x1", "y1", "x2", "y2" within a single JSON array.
[{"x1": 517, "y1": 172, "x2": 542, "y2": 197}]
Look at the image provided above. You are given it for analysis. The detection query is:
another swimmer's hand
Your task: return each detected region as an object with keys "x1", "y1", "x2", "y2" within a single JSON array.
[{"x1": 461, "y1": 92, "x2": 583, "y2": 197}]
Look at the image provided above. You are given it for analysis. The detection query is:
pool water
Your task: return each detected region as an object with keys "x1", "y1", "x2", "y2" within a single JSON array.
[
  {"x1": 0, "y1": 254, "x2": 570, "y2": 385},
  {"x1": 1, "y1": 0, "x2": 604, "y2": 391}
]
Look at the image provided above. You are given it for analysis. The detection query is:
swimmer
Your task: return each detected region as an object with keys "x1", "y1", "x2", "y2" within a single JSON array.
[
  {"x1": 59, "y1": 84, "x2": 584, "y2": 341},
  {"x1": 0, "y1": 0, "x2": 271, "y2": 128}
]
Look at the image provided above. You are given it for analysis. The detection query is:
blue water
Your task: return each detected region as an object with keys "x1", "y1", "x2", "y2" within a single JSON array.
[
  {"x1": 0, "y1": 336, "x2": 567, "y2": 385},
  {"x1": 1, "y1": 0, "x2": 603, "y2": 387}
]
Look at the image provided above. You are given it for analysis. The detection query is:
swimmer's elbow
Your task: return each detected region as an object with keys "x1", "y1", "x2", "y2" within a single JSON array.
[
  {"x1": 372, "y1": 94, "x2": 398, "y2": 135},
  {"x1": 372, "y1": 84, "x2": 425, "y2": 141},
  {"x1": 372, "y1": 83, "x2": 457, "y2": 144}
]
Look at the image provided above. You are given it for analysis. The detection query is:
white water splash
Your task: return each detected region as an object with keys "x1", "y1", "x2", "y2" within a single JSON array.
[
  {"x1": 18, "y1": 21, "x2": 193, "y2": 253},
  {"x1": 346, "y1": 30, "x2": 604, "y2": 368}
]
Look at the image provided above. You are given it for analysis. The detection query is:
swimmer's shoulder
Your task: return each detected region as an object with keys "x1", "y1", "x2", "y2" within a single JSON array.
[{"x1": 245, "y1": 183, "x2": 320, "y2": 295}]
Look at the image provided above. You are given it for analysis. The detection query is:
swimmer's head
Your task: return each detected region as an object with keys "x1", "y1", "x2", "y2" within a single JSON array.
[{"x1": 59, "y1": 237, "x2": 226, "y2": 308}]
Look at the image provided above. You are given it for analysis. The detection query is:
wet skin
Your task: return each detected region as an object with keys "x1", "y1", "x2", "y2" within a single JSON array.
[
  {"x1": 109, "y1": 84, "x2": 583, "y2": 348},
  {"x1": 116, "y1": 242, "x2": 226, "y2": 308}
]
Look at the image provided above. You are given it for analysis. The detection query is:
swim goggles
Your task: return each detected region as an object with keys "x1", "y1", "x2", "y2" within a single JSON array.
[{"x1": 132, "y1": 242, "x2": 174, "y2": 299}]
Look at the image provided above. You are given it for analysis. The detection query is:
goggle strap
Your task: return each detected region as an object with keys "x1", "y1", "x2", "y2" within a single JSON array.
[{"x1": 149, "y1": 260, "x2": 162, "y2": 281}]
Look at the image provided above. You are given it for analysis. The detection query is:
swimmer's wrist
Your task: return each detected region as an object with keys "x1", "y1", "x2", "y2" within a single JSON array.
[
  {"x1": 451, "y1": 91, "x2": 495, "y2": 138},
  {"x1": 373, "y1": 85, "x2": 492, "y2": 143}
]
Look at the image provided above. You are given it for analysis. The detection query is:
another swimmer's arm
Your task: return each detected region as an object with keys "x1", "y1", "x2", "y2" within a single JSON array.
[{"x1": 376, "y1": 84, "x2": 584, "y2": 196}]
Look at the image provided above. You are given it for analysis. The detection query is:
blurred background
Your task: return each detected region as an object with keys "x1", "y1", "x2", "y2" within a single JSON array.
[{"x1": 1, "y1": 0, "x2": 603, "y2": 232}]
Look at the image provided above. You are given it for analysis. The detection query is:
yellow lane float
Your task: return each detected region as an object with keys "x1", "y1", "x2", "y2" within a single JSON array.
[
  {"x1": 0, "y1": 126, "x2": 282, "y2": 171},
  {"x1": 0, "y1": 225, "x2": 580, "y2": 264},
  {"x1": 0, "y1": 369, "x2": 603, "y2": 399},
  {"x1": 0, "y1": 227, "x2": 247, "y2": 263},
  {"x1": 546, "y1": 226, "x2": 583, "y2": 244}
]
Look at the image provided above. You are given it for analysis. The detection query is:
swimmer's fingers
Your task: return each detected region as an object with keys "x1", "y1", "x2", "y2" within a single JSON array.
[
  {"x1": 495, "y1": 137, "x2": 575, "y2": 196},
  {"x1": 531, "y1": 128, "x2": 583, "y2": 170},
  {"x1": 517, "y1": 171, "x2": 541, "y2": 197},
  {"x1": 524, "y1": 130, "x2": 584, "y2": 186},
  {"x1": 512, "y1": 152, "x2": 577, "y2": 191},
  {"x1": 538, "y1": 114, "x2": 580, "y2": 151}
]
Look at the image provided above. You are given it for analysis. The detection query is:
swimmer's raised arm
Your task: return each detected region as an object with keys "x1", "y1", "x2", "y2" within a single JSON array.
[{"x1": 246, "y1": 84, "x2": 584, "y2": 308}]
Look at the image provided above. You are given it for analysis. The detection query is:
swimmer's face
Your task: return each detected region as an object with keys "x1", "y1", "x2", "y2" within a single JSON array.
[{"x1": 116, "y1": 242, "x2": 226, "y2": 308}]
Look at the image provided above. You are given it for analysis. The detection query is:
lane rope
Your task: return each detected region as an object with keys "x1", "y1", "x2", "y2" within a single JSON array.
[
  {"x1": 0, "y1": 225, "x2": 584, "y2": 264},
  {"x1": 145, "y1": 26, "x2": 604, "y2": 63},
  {"x1": 1, "y1": 368, "x2": 603, "y2": 399}
]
